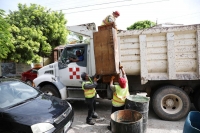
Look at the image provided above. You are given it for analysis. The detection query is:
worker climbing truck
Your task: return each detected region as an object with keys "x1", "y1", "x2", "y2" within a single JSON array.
[{"x1": 33, "y1": 23, "x2": 200, "y2": 121}]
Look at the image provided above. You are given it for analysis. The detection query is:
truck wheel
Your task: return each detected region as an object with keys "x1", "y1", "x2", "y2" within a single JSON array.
[
  {"x1": 40, "y1": 85, "x2": 60, "y2": 98},
  {"x1": 194, "y1": 89, "x2": 200, "y2": 111},
  {"x1": 152, "y1": 85, "x2": 190, "y2": 121}
]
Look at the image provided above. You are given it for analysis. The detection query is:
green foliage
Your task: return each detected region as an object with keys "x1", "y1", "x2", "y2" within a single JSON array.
[
  {"x1": 68, "y1": 32, "x2": 89, "y2": 44},
  {"x1": 0, "y1": 9, "x2": 15, "y2": 60},
  {"x1": 6, "y1": 3, "x2": 68, "y2": 64},
  {"x1": 127, "y1": 20, "x2": 156, "y2": 30}
]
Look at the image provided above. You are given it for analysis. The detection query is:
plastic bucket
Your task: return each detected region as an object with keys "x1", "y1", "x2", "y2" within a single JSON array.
[
  {"x1": 125, "y1": 95, "x2": 150, "y2": 133},
  {"x1": 111, "y1": 109, "x2": 143, "y2": 133},
  {"x1": 183, "y1": 111, "x2": 200, "y2": 133}
]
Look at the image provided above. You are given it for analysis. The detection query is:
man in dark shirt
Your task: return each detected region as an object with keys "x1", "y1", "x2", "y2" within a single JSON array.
[
  {"x1": 81, "y1": 72, "x2": 99, "y2": 125},
  {"x1": 69, "y1": 50, "x2": 84, "y2": 62}
]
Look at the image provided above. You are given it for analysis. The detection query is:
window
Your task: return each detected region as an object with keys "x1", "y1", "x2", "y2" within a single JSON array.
[{"x1": 60, "y1": 46, "x2": 85, "y2": 64}]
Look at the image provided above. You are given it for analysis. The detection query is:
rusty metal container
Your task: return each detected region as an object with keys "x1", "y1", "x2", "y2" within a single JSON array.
[
  {"x1": 93, "y1": 25, "x2": 119, "y2": 75},
  {"x1": 125, "y1": 95, "x2": 150, "y2": 133},
  {"x1": 111, "y1": 109, "x2": 143, "y2": 133}
]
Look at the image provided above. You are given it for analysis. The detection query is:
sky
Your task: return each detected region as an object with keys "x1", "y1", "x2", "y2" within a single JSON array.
[{"x1": 0, "y1": 0, "x2": 200, "y2": 30}]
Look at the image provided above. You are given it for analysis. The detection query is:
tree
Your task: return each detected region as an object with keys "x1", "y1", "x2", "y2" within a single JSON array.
[
  {"x1": 6, "y1": 3, "x2": 68, "y2": 64},
  {"x1": 0, "y1": 9, "x2": 15, "y2": 60},
  {"x1": 68, "y1": 32, "x2": 89, "y2": 44},
  {"x1": 127, "y1": 20, "x2": 156, "y2": 30}
]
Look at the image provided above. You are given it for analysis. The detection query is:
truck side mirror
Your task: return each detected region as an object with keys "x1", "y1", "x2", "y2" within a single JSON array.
[{"x1": 66, "y1": 59, "x2": 70, "y2": 64}]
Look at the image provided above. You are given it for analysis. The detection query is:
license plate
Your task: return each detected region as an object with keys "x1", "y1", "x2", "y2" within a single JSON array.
[{"x1": 64, "y1": 121, "x2": 71, "y2": 132}]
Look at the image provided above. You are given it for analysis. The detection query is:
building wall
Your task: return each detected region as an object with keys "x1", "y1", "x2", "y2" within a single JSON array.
[
  {"x1": 0, "y1": 57, "x2": 53, "y2": 78},
  {"x1": 0, "y1": 63, "x2": 31, "y2": 77}
]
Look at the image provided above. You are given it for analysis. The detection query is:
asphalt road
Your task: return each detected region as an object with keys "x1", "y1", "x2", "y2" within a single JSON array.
[{"x1": 67, "y1": 97, "x2": 197, "y2": 133}]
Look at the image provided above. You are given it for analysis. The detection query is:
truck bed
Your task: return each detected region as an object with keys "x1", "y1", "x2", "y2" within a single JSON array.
[{"x1": 118, "y1": 24, "x2": 200, "y2": 84}]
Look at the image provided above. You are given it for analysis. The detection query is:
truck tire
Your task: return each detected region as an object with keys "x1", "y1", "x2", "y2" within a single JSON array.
[
  {"x1": 40, "y1": 85, "x2": 60, "y2": 98},
  {"x1": 152, "y1": 85, "x2": 190, "y2": 121},
  {"x1": 194, "y1": 89, "x2": 200, "y2": 111}
]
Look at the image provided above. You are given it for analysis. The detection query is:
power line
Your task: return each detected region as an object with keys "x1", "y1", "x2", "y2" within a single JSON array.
[
  {"x1": 44, "y1": 0, "x2": 91, "y2": 9},
  {"x1": 63, "y1": 0, "x2": 169, "y2": 14},
  {"x1": 55, "y1": 0, "x2": 131, "y2": 11},
  {"x1": 42, "y1": 0, "x2": 128, "y2": 11},
  {"x1": 42, "y1": 0, "x2": 78, "y2": 6}
]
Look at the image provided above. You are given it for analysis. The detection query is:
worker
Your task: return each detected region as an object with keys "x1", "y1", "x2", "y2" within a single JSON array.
[
  {"x1": 101, "y1": 11, "x2": 120, "y2": 30},
  {"x1": 107, "y1": 66, "x2": 130, "y2": 130},
  {"x1": 69, "y1": 50, "x2": 84, "y2": 62},
  {"x1": 81, "y1": 72, "x2": 99, "y2": 125}
]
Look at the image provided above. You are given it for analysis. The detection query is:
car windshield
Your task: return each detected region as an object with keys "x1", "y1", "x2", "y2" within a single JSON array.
[{"x1": 0, "y1": 80, "x2": 39, "y2": 108}]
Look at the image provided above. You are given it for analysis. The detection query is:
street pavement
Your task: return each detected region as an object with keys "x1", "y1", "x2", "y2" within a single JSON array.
[{"x1": 67, "y1": 98, "x2": 197, "y2": 133}]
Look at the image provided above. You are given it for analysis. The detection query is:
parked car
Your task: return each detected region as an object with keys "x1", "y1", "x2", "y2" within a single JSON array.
[
  {"x1": 0, "y1": 76, "x2": 74, "y2": 133},
  {"x1": 21, "y1": 67, "x2": 42, "y2": 86}
]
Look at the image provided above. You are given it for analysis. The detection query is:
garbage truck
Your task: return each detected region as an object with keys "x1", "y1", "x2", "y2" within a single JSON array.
[{"x1": 33, "y1": 22, "x2": 200, "y2": 121}]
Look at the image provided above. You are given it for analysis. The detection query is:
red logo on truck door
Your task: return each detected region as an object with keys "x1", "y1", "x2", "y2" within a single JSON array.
[{"x1": 69, "y1": 67, "x2": 80, "y2": 79}]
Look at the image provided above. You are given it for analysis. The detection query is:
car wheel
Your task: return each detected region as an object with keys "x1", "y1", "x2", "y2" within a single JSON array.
[
  {"x1": 193, "y1": 89, "x2": 200, "y2": 111},
  {"x1": 40, "y1": 85, "x2": 60, "y2": 98},
  {"x1": 152, "y1": 85, "x2": 190, "y2": 121},
  {"x1": 26, "y1": 80, "x2": 32, "y2": 86}
]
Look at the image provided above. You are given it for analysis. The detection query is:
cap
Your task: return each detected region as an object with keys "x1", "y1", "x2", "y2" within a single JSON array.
[
  {"x1": 113, "y1": 11, "x2": 120, "y2": 16},
  {"x1": 119, "y1": 77, "x2": 126, "y2": 88},
  {"x1": 81, "y1": 72, "x2": 87, "y2": 80}
]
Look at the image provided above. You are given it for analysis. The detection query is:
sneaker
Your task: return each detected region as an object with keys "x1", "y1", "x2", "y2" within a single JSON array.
[
  {"x1": 107, "y1": 126, "x2": 111, "y2": 130},
  {"x1": 92, "y1": 114, "x2": 98, "y2": 118},
  {"x1": 92, "y1": 112, "x2": 98, "y2": 118},
  {"x1": 86, "y1": 121, "x2": 95, "y2": 125}
]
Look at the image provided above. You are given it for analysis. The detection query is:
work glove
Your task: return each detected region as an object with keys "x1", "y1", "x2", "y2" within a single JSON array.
[
  {"x1": 111, "y1": 76, "x2": 115, "y2": 80},
  {"x1": 94, "y1": 78, "x2": 98, "y2": 82}
]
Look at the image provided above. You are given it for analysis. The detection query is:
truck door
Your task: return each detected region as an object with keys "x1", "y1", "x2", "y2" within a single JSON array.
[{"x1": 58, "y1": 45, "x2": 87, "y2": 87}]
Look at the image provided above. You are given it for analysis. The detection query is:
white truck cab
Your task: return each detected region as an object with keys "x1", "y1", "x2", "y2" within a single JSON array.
[{"x1": 33, "y1": 23, "x2": 110, "y2": 101}]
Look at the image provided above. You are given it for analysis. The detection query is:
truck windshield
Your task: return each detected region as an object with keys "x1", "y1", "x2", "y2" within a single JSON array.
[{"x1": 60, "y1": 47, "x2": 84, "y2": 64}]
